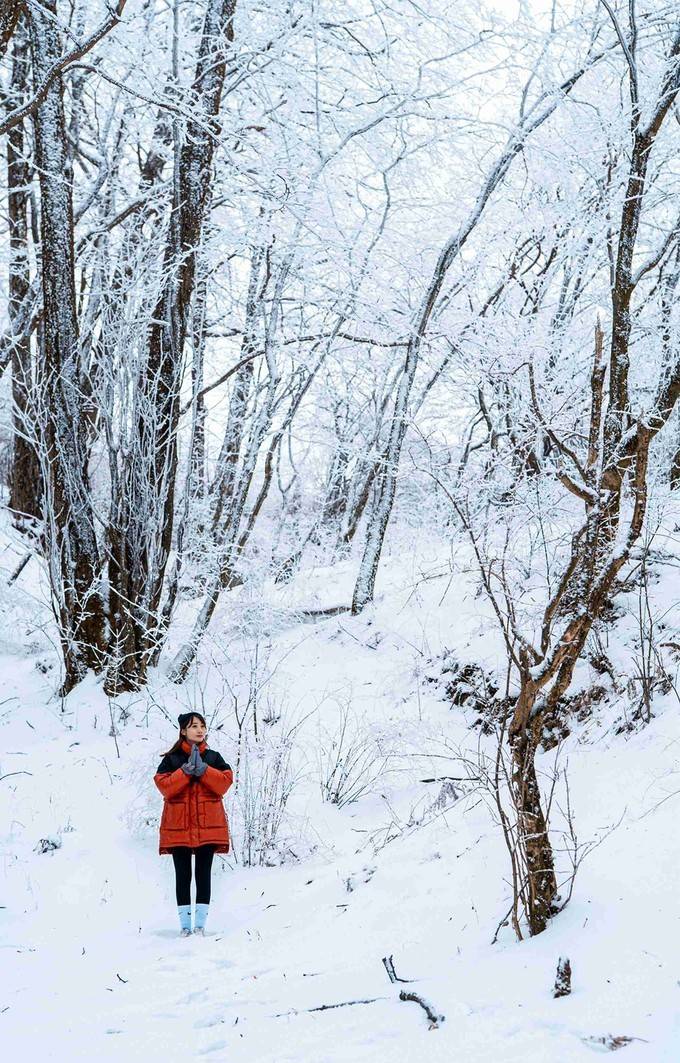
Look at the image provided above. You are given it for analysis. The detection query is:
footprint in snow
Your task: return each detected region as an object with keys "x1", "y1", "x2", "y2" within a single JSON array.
[
  {"x1": 198, "y1": 1040, "x2": 228, "y2": 1054},
  {"x1": 193, "y1": 1015, "x2": 225, "y2": 1029},
  {"x1": 182, "y1": 990, "x2": 205, "y2": 1004}
]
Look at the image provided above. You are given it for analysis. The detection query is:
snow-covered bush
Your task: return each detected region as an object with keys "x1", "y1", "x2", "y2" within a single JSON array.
[
  {"x1": 231, "y1": 731, "x2": 306, "y2": 867},
  {"x1": 318, "y1": 700, "x2": 393, "y2": 809}
]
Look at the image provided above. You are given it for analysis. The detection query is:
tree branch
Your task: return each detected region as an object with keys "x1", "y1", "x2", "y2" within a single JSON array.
[{"x1": 1, "y1": 2, "x2": 128, "y2": 137}]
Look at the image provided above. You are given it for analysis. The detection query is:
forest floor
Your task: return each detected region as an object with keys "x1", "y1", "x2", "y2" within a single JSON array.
[{"x1": 2, "y1": 518, "x2": 680, "y2": 1061}]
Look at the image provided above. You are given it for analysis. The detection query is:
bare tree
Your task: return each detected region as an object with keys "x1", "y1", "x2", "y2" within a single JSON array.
[
  {"x1": 448, "y1": 16, "x2": 680, "y2": 935},
  {"x1": 27, "y1": 0, "x2": 107, "y2": 691},
  {"x1": 105, "y1": 0, "x2": 237, "y2": 693},
  {"x1": 351, "y1": 43, "x2": 611, "y2": 614},
  {"x1": 507, "y1": 21, "x2": 680, "y2": 935},
  {"x1": 6, "y1": 17, "x2": 41, "y2": 527}
]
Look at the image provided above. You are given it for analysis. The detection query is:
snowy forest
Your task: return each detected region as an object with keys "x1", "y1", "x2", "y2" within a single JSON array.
[{"x1": 1, "y1": 0, "x2": 680, "y2": 1058}]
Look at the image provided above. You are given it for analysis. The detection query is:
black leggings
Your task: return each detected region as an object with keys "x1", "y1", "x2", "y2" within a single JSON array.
[{"x1": 171, "y1": 845, "x2": 216, "y2": 906}]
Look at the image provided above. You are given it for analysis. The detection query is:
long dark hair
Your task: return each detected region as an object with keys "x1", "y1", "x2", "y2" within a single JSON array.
[{"x1": 163, "y1": 711, "x2": 208, "y2": 756}]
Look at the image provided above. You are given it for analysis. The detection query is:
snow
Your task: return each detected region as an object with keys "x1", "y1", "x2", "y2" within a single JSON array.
[
  {"x1": 2, "y1": 526, "x2": 680, "y2": 1061},
  {"x1": 3, "y1": 2, "x2": 680, "y2": 1057}
]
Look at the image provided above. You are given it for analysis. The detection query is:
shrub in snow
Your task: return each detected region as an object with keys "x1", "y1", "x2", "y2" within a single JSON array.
[
  {"x1": 232, "y1": 732, "x2": 305, "y2": 867},
  {"x1": 318, "y1": 702, "x2": 393, "y2": 809}
]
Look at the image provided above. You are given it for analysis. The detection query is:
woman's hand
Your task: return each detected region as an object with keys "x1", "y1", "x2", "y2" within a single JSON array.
[
  {"x1": 194, "y1": 747, "x2": 207, "y2": 777},
  {"x1": 181, "y1": 744, "x2": 200, "y2": 775}
]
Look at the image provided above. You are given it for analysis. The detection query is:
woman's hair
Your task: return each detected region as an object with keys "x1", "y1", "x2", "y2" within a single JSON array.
[{"x1": 163, "y1": 711, "x2": 208, "y2": 756}]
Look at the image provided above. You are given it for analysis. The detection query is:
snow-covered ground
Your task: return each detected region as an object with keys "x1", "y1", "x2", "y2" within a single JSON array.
[{"x1": 2, "y1": 526, "x2": 680, "y2": 1061}]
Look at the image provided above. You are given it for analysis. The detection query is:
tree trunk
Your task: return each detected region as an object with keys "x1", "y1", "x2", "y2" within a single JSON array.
[
  {"x1": 105, "y1": 0, "x2": 237, "y2": 692},
  {"x1": 671, "y1": 444, "x2": 680, "y2": 490},
  {"x1": 147, "y1": 270, "x2": 210, "y2": 668},
  {"x1": 511, "y1": 706, "x2": 557, "y2": 936},
  {"x1": 7, "y1": 19, "x2": 42, "y2": 529},
  {"x1": 341, "y1": 459, "x2": 377, "y2": 547},
  {"x1": 28, "y1": 0, "x2": 106, "y2": 692},
  {"x1": 0, "y1": 0, "x2": 24, "y2": 62}
]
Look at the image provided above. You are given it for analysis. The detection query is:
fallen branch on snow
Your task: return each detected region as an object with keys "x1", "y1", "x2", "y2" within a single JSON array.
[
  {"x1": 274, "y1": 997, "x2": 386, "y2": 1017},
  {"x1": 398, "y1": 990, "x2": 445, "y2": 1029},
  {"x1": 581, "y1": 1034, "x2": 649, "y2": 1051},
  {"x1": 298, "y1": 605, "x2": 352, "y2": 621},
  {"x1": 382, "y1": 954, "x2": 412, "y2": 984}
]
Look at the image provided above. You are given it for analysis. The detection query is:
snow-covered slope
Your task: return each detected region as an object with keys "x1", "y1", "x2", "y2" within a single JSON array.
[{"x1": 2, "y1": 529, "x2": 680, "y2": 1062}]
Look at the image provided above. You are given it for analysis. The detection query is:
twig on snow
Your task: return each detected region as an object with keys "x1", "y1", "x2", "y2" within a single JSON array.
[
  {"x1": 274, "y1": 997, "x2": 385, "y2": 1017},
  {"x1": 382, "y1": 955, "x2": 412, "y2": 983},
  {"x1": 398, "y1": 990, "x2": 445, "y2": 1029},
  {"x1": 298, "y1": 605, "x2": 352, "y2": 621}
]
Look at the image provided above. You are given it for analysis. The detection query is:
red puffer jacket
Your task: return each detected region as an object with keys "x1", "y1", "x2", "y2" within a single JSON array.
[{"x1": 154, "y1": 739, "x2": 233, "y2": 854}]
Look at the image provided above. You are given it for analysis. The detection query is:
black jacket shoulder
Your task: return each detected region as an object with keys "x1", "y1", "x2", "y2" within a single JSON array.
[
  {"x1": 156, "y1": 752, "x2": 181, "y2": 774},
  {"x1": 156, "y1": 747, "x2": 232, "y2": 774},
  {"x1": 209, "y1": 750, "x2": 232, "y2": 772}
]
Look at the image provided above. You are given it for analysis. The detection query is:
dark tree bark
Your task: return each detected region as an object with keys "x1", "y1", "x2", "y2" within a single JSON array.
[
  {"x1": 28, "y1": 0, "x2": 106, "y2": 692},
  {"x1": 0, "y1": 0, "x2": 24, "y2": 63},
  {"x1": 7, "y1": 18, "x2": 42, "y2": 528},
  {"x1": 672, "y1": 436, "x2": 680, "y2": 490},
  {"x1": 188, "y1": 275, "x2": 208, "y2": 507},
  {"x1": 1, "y1": 2, "x2": 128, "y2": 138}
]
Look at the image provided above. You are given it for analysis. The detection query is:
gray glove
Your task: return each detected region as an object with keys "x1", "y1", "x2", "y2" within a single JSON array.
[
  {"x1": 194, "y1": 748, "x2": 207, "y2": 778},
  {"x1": 181, "y1": 744, "x2": 200, "y2": 775}
]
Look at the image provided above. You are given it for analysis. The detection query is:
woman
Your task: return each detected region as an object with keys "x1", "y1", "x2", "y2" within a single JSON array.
[{"x1": 154, "y1": 712, "x2": 233, "y2": 937}]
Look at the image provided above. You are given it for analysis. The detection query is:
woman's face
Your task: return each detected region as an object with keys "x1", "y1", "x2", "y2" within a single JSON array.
[{"x1": 182, "y1": 717, "x2": 207, "y2": 744}]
